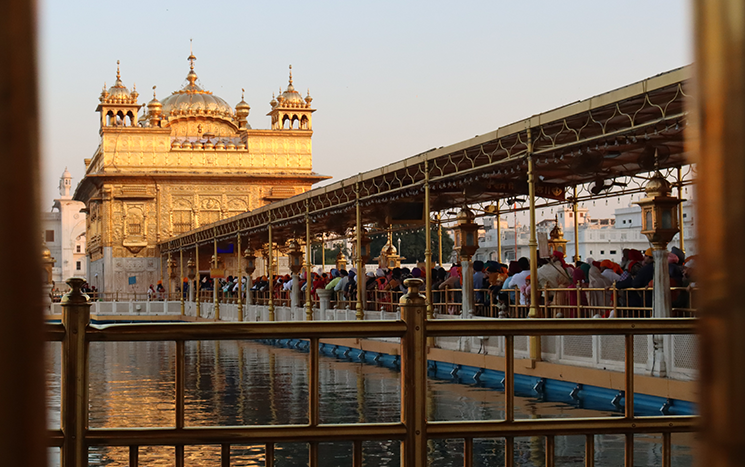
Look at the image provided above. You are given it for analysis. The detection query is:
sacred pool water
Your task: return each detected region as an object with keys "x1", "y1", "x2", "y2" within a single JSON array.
[{"x1": 46, "y1": 340, "x2": 695, "y2": 466}]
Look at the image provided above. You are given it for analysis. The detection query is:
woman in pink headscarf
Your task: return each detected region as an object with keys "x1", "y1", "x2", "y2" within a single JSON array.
[{"x1": 438, "y1": 265, "x2": 462, "y2": 314}]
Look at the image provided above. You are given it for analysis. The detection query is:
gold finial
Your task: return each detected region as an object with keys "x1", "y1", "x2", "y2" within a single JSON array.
[
  {"x1": 116, "y1": 60, "x2": 121, "y2": 81},
  {"x1": 152, "y1": 85, "x2": 157, "y2": 99},
  {"x1": 241, "y1": 88, "x2": 245, "y2": 100},
  {"x1": 188, "y1": 39, "x2": 196, "y2": 70},
  {"x1": 289, "y1": 64, "x2": 293, "y2": 85}
]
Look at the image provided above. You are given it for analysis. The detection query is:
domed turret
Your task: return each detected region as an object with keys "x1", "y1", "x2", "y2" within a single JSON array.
[
  {"x1": 147, "y1": 86, "x2": 163, "y2": 127},
  {"x1": 235, "y1": 89, "x2": 251, "y2": 130},
  {"x1": 268, "y1": 65, "x2": 315, "y2": 130},
  {"x1": 96, "y1": 61, "x2": 141, "y2": 128}
]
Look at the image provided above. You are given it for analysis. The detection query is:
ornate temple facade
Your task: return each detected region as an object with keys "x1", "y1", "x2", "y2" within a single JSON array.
[{"x1": 74, "y1": 53, "x2": 328, "y2": 293}]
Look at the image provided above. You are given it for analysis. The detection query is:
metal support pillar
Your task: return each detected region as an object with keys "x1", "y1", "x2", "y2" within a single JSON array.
[
  {"x1": 268, "y1": 220, "x2": 275, "y2": 321},
  {"x1": 355, "y1": 182, "x2": 365, "y2": 320},
  {"x1": 424, "y1": 160, "x2": 433, "y2": 321},
  {"x1": 179, "y1": 249, "x2": 185, "y2": 316},
  {"x1": 237, "y1": 234, "x2": 243, "y2": 320},
  {"x1": 213, "y1": 232, "x2": 220, "y2": 321},
  {"x1": 526, "y1": 128, "x2": 542, "y2": 360},
  {"x1": 305, "y1": 202, "x2": 313, "y2": 321},
  {"x1": 195, "y1": 243, "x2": 201, "y2": 318},
  {"x1": 461, "y1": 258, "x2": 474, "y2": 318},
  {"x1": 573, "y1": 186, "x2": 580, "y2": 263},
  {"x1": 496, "y1": 200, "x2": 502, "y2": 263},
  {"x1": 61, "y1": 278, "x2": 91, "y2": 467},
  {"x1": 437, "y1": 213, "x2": 443, "y2": 267},
  {"x1": 399, "y1": 278, "x2": 427, "y2": 466},
  {"x1": 677, "y1": 166, "x2": 685, "y2": 252}
]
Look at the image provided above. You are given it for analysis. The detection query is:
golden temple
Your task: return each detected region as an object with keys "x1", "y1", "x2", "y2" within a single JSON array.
[{"x1": 73, "y1": 53, "x2": 328, "y2": 293}]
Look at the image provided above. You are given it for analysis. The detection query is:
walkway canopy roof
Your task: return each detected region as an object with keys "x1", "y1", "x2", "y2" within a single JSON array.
[{"x1": 159, "y1": 66, "x2": 692, "y2": 252}]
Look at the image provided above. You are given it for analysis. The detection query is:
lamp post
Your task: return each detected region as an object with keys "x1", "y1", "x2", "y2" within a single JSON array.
[
  {"x1": 287, "y1": 239, "x2": 304, "y2": 309},
  {"x1": 186, "y1": 257, "x2": 196, "y2": 303},
  {"x1": 243, "y1": 248, "x2": 256, "y2": 305},
  {"x1": 634, "y1": 167, "x2": 681, "y2": 377},
  {"x1": 453, "y1": 205, "x2": 479, "y2": 317}
]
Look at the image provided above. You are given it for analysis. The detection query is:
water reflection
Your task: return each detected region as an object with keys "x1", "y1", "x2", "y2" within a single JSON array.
[{"x1": 46, "y1": 340, "x2": 694, "y2": 466}]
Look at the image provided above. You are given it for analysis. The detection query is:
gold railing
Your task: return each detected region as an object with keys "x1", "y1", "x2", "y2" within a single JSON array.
[{"x1": 48, "y1": 278, "x2": 697, "y2": 466}]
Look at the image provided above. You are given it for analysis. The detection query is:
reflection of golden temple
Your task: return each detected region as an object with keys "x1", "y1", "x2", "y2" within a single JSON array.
[
  {"x1": 547, "y1": 215, "x2": 567, "y2": 254},
  {"x1": 74, "y1": 52, "x2": 328, "y2": 294}
]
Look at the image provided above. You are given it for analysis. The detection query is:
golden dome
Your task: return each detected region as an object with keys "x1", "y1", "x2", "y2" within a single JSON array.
[
  {"x1": 160, "y1": 52, "x2": 235, "y2": 123},
  {"x1": 147, "y1": 87, "x2": 162, "y2": 109},
  {"x1": 644, "y1": 171, "x2": 672, "y2": 197}
]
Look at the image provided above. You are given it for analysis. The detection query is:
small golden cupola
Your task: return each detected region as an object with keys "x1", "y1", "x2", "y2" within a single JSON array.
[
  {"x1": 96, "y1": 60, "x2": 141, "y2": 129},
  {"x1": 268, "y1": 65, "x2": 315, "y2": 130},
  {"x1": 147, "y1": 86, "x2": 163, "y2": 128},
  {"x1": 235, "y1": 89, "x2": 251, "y2": 130}
]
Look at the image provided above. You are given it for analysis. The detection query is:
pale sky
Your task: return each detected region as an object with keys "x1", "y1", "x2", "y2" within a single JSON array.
[{"x1": 39, "y1": 0, "x2": 693, "y2": 222}]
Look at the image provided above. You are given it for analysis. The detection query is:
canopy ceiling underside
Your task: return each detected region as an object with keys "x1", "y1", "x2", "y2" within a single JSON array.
[{"x1": 160, "y1": 66, "x2": 693, "y2": 253}]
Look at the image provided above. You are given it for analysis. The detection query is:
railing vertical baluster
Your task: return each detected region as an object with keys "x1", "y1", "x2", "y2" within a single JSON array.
[
  {"x1": 625, "y1": 334, "x2": 634, "y2": 419},
  {"x1": 585, "y1": 434, "x2": 594, "y2": 467},
  {"x1": 624, "y1": 433, "x2": 634, "y2": 467},
  {"x1": 309, "y1": 337, "x2": 319, "y2": 466},
  {"x1": 265, "y1": 443, "x2": 275, "y2": 467},
  {"x1": 662, "y1": 432, "x2": 671, "y2": 466},
  {"x1": 400, "y1": 278, "x2": 427, "y2": 467},
  {"x1": 464, "y1": 437, "x2": 473, "y2": 467},
  {"x1": 221, "y1": 443, "x2": 230, "y2": 466},
  {"x1": 504, "y1": 436, "x2": 514, "y2": 467},
  {"x1": 61, "y1": 278, "x2": 91, "y2": 467},
  {"x1": 129, "y1": 445, "x2": 138, "y2": 467},
  {"x1": 175, "y1": 339, "x2": 185, "y2": 467},
  {"x1": 545, "y1": 435, "x2": 555, "y2": 467},
  {"x1": 505, "y1": 335, "x2": 514, "y2": 422},
  {"x1": 352, "y1": 440, "x2": 363, "y2": 467}
]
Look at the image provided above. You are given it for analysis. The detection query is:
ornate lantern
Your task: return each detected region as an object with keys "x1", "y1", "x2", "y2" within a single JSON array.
[
  {"x1": 287, "y1": 239, "x2": 304, "y2": 274},
  {"x1": 634, "y1": 171, "x2": 681, "y2": 248},
  {"x1": 167, "y1": 257, "x2": 178, "y2": 279},
  {"x1": 243, "y1": 248, "x2": 257, "y2": 275},
  {"x1": 186, "y1": 258, "x2": 196, "y2": 281},
  {"x1": 335, "y1": 249, "x2": 347, "y2": 270},
  {"x1": 548, "y1": 215, "x2": 567, "y2": 255},
  {"x1": 454, "y1": 205, "x2": 479, "y2": 260}
]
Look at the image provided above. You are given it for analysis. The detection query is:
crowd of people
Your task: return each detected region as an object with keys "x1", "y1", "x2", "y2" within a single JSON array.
[{"x1": 62, "y1": 247, "x2": 695, "y2": 319}]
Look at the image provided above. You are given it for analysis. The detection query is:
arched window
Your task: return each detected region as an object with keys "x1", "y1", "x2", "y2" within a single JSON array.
[
  {"x1": 301, "y1": 115, "x2": 309, "y2": 129},
  {"x1": 127, "y1": 212, "x2": 142, "y2": 235},
  {"x1": 173, "y1": 210, "x2": 192, "y2": 234},
  {"x1": 282, "y1": 115, "x2": 291, "y2": 129}
]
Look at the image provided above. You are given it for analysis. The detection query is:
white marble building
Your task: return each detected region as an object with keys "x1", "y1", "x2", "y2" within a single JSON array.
[
  {"x1": 475, "y1": 201, "x2": 696, "y2": 264},
  {"x1": 41, "y1": 169, "x2": 87, "y2": 285}
]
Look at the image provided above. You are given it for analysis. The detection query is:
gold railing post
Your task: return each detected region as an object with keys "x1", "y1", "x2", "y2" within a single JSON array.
[
  {"x1": 61, "y1": 277, "x2": 91, "y2": 467},
  {"x1": 526, "y1": 127, "x2": 542, "y2": 360},
  {"x1": 399, "y1": 278, "x2": 427, "y2": 467},
  {"x1": 437, "y1": 213, "x2": 443, "y2": 267},
  {"x1": 179, "y1": 248, "x2": 185, "y2": 316}
]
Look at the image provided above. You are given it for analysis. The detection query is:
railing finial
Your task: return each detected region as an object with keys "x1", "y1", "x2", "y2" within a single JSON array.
[{"x1": 61, "y1": 277, "x2": 90, "y2": 305}]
